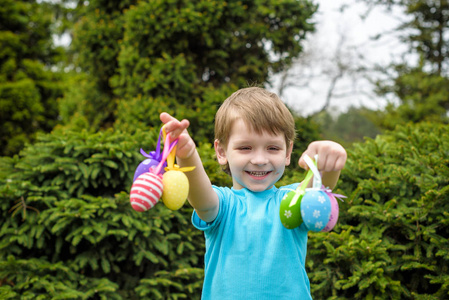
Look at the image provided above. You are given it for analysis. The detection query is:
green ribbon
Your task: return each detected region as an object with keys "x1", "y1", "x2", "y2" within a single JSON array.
[{"x1": 288, "y1": 155, "x2": 318, "y2": 208}]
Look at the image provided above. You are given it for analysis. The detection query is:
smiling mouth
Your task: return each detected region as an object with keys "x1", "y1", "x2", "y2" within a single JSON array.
[{"x1": 246, "y1": 171, "x2": 272, "y2": 177}]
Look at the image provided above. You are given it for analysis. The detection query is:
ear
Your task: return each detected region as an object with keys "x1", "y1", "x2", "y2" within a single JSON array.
[
  {"x1": 285, "y1": 141, "x2": 294, "y2": 166},
  {"x1": 214, "y1": 139, "x2": 228, "y2": 165}
]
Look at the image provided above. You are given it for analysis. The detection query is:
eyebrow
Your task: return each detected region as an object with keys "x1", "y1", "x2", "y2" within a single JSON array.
[{"x1": 232, "y1": 136, "x2": 286, "y2": 146}]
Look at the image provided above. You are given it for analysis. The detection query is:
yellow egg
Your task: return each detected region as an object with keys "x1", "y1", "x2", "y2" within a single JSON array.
[{"x1": 161, "y1": 170, "x2": 189, "y2": 210}]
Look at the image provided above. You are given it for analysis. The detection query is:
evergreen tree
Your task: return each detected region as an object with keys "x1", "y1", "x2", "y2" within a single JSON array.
[
  {"x1": 360, "y1": 0, "x2": 449, "y2": 127},
  {"x1": 309, "y1": 107, "x2": 382, "y2": 147},
  {"x1": 375, "y1": 65, "x2": 449, "y2": 129},
  {"x1": 61, "y1": 0, "x2": 318, "y2": 141},
  {"x1": 0, "y1": 0, "x2": 65, "y2": 156}
]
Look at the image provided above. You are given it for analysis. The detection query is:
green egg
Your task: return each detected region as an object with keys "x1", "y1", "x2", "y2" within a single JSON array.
[{"x1": 279, "y1": 190, "x2": 304, "y2": 229}]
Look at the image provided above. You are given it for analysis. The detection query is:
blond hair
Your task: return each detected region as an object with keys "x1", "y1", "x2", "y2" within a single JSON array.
[{"x1": 215, "y1": 87, "x2": 296, "y2": 174}]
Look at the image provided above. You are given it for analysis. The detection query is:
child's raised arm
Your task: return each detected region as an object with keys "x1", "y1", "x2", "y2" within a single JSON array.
[
  {"x1": 298, "y1": 141, "x2": 347, "y2": 190},
  {"x1": 160, "y1": 112, "x2": 219, "y2": 223}
]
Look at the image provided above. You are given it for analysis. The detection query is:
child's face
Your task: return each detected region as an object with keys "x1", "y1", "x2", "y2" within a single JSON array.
[{"x1": 215, "y1": 119, "x2": 293, "y2": 192}]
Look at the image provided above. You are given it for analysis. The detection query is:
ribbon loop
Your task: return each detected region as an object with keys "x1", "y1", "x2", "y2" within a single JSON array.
[
  {"x1": 152, "y1": 125, "x2": 196, "y2": 175},
  {"x1": 303, "y1": 154, "x2": 322, "y2": 189},
  {"x1": 140, "y1": 149, "x2": 160, "y2": 160},
  {"x1": 140, "y1": 127, "x2": 164, "y2": 161}
]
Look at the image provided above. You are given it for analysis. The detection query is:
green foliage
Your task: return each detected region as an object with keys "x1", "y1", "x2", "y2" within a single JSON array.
[
  {"x1": 0, "y1": 0, "x2": 65, "y2": 155},
  {"x1": 306, "y1": 122, "x2": 449, "y2": 299},
  {"x1": 360, "y1": 0, "x2": 449, "y2": 127},
  {"x1": 112, "y1": 0, "x2": 317, "y2": 138},
  {"x1": 197, "y1": 142, "x2": 233, "y2": 188},
  {"x1": 114, "y1": 84, "x2": 237, "y2": 144},
  {"x1": 374, "y1": 67, "x2": 449, "y2": 130},
  {"x1": 61, "y1": 0, "x2": 132, "y2": 130},
  {"x1": 403, "y1": 0, "x2": 449, "y2": 74},
  {"x1": 63, "y1": 0, "x2": 317, "y2": 137},
  {"x1": 71, "y1": 1, "x2": 128, "y2": 90},
  {"x1": 360, "y1": 0, "x2": 449, "y2": 74},
  {"x1": 0, "y1": 128, "x2": 221, "y2": 299},
  {"x1": 310, "y1": 107, "x2": 382, "y2": 147},
  {"x1": 112, "y1": 0, "x2": 317, "y2": 97},
  {"x1": 58, "y1": 72, "x2": 117, "y2": 131}
]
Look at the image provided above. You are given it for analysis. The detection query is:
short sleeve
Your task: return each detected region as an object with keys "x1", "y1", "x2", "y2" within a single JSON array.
[{"x1": 191, "y1": 186, "x2": 227, "y2": 232}]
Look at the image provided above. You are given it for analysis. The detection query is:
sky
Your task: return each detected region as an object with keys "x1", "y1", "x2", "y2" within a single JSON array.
[{"x1": 270, "y1": 0, "x2": 410, "y2": 116}]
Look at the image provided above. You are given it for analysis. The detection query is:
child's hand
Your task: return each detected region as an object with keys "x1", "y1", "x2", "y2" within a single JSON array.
[
  {"x1": 160, "y1": 112, "x2": 196, "y2": 160},
  {"x1": 298, "y1": 141, "x2": 347, "y2": 172},
  {"x1": 160, "y1": 112, "x2": 219, "y2": 222}
]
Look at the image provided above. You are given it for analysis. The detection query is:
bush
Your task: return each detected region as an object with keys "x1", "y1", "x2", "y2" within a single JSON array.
[
  {"x1": 0, "y1": 127, "x2": 224, "y2": 299},
  {"x1": 5, "y1": 112, "x2": 447, "y2": 299},
  {"x1": 307, "y1": 122, "x2": 449, "y2": 299}
]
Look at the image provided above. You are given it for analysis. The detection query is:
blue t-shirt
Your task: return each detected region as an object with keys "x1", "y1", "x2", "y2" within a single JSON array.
[{"x1": 192, "y1": 184, "x2": 313, "y2": 300}]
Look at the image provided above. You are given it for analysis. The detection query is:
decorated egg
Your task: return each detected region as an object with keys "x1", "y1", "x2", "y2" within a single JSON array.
[
  {"x1": 133, "y1": 158, "x2": 167, "y2": 182},
  {"x1": 161, "y1": 170, "x2": 189, "y2": 210},
  {"x1": 322, "y1": 193, "x2": 339, "y2": 232},
  {"x1": 280, "y1": 190, "x2": 304, "y2": 229},
  {"x1": 301, "y1": 189, "x2": 331, "y2": 232},
  {"x1": 130, "y1": 172, "x2": 163, "y2": 212}
]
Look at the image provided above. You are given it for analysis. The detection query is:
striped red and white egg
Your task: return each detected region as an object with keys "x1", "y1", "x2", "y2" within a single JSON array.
[{"x1": 130, "y1": 172, "x2": 163, "y2": 212}]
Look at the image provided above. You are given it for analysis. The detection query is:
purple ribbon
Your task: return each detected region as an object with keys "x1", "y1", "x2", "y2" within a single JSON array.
[
  {"x1": 140, "y1": 127, "x2": 164, "y2": 161},
  {"x1": 322, "y1": 185, "x2": 346, "y2": 202},
  {"x1": 324, "y1": 189, "x2": 348, "y2": 202},
  {"x1": 140, "y1": 149, "x2": 162, "y2": 161},
  {"x1": 153, "y1": 133, "x2": 178, "y2": 175}
]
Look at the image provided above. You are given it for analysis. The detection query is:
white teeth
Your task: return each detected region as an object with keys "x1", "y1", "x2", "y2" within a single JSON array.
[{"x1": 248, "y1": 171, "x2": 269, "y2": 176}]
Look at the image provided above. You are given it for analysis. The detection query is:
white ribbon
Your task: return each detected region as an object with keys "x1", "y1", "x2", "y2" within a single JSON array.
[{"x1": 303, "y1": 154, "x2": 322, "y2": 189}]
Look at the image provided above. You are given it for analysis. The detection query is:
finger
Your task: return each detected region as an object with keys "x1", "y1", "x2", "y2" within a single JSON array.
[
  {"x1": 298, "y1": 151, "x2": 316, "y2": 170},
  {"x1": 159, "y1": 113, "x2": 190, "y2": 138},
  {"x1": 164, "y1": 119, "x2": 189, "y2": 133},
  {"x1": 317, "y1": 154, "x2": 328, "y2": 172},
  {"x1": 160, "y1": 112, "x2": 175, "y2": 124},
  {"x1": 322, "y1": 151, "x2": 347, "y2": 172},
  {"x1": 175, "y1": 135, "x2": 196, "y2": 158},
  {"x1": 299, "y1": 149, "x2": 332, "y2": 172},
  {"x1": 170, "y1": 120, "x2": 190, "y2": 139},
  {"x1": 334, "y1": 153, "x2": 347, "y2": 171},
  {"x1": 298, "y1": 153, "x2": 308, "y2": 170}
]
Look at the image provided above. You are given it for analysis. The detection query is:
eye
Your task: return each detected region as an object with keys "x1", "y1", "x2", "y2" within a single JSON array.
[
  {"x1": 238, "y1": 146, "x2": 252, "y2": 151},
  {"x1": 268, "y1": 146, "x2": 281, "y2": 151}
]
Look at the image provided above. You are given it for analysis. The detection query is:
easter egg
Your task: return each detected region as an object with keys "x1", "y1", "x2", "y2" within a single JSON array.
[
  {"x1": 161, "y1": 170, "x2": 189, "y2": 210},
  {"x1": 301, "y1": 189, "x2": 331, "y2": 232},
  {"x1": 322, "y1": 193, "x2": 339, "y2": 232},
  {"x1": 280, "y1": 190, "x2": 304, "y2": 229},
  {"x1": 130, "y1": 172, "x2": 163, "y2": 212},
  {"x1": 133, "y1": 158, "x2": 165, "y2": 182}
]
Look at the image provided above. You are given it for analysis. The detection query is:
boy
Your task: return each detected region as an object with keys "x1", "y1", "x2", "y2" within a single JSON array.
[{"x1": 160, "y1": 87, "x2": 347, "y2": 299}]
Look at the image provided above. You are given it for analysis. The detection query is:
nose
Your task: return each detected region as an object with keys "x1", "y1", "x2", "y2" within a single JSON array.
[{"x1": 250, "y1": 150, "x2": 269, "y2": 166}]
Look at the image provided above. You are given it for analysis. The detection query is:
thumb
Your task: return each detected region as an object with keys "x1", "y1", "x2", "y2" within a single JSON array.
[{"x1": 298, "y1": 153, "x2": 310, "y2": 170}]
